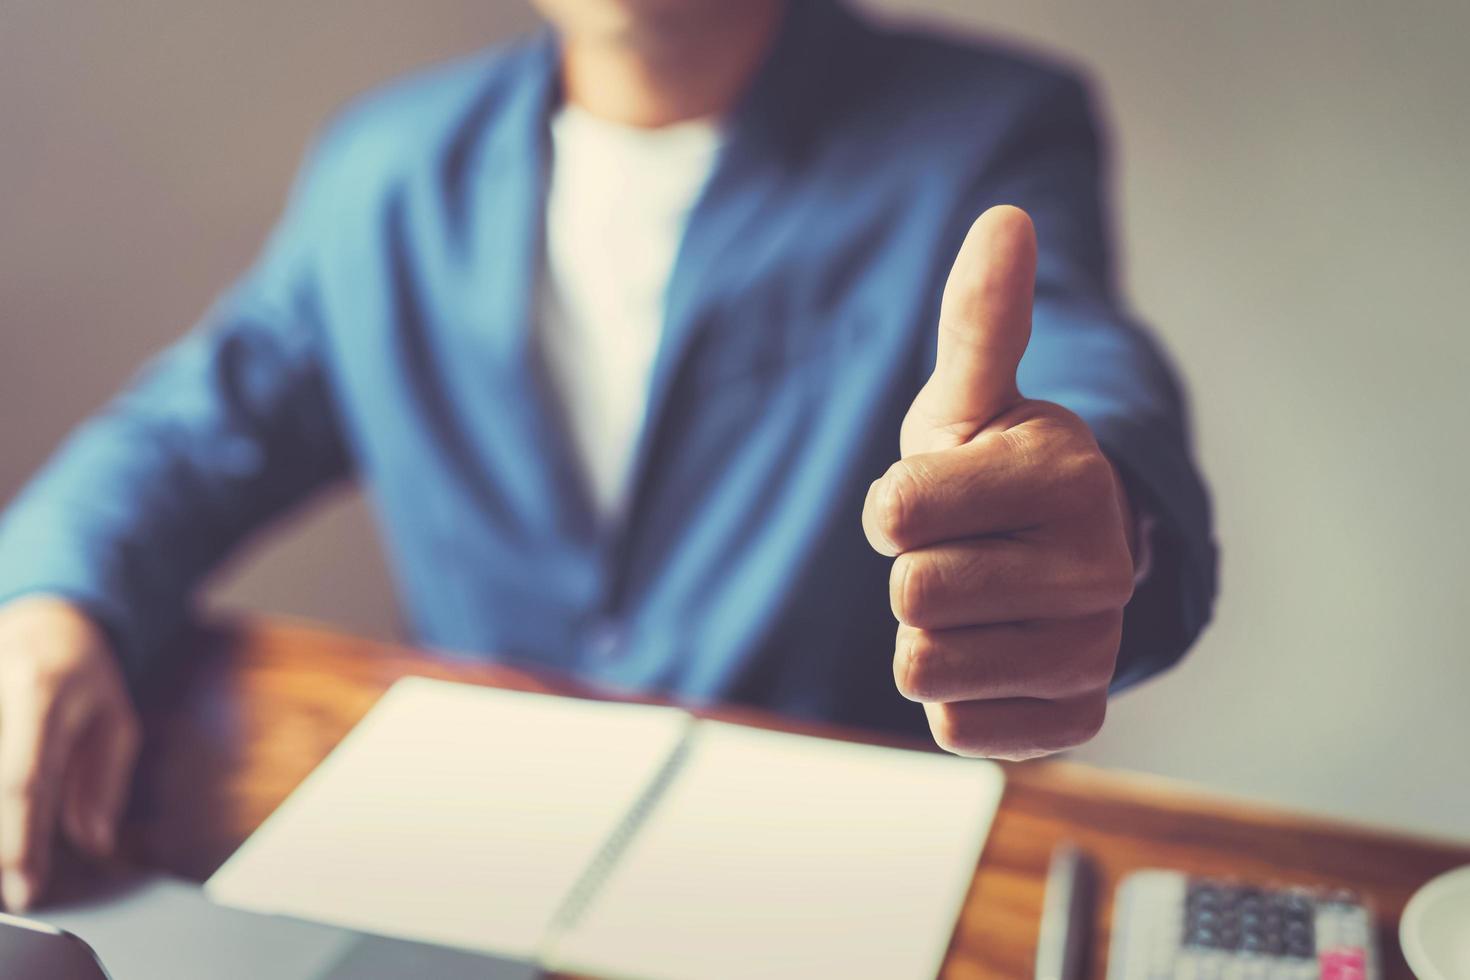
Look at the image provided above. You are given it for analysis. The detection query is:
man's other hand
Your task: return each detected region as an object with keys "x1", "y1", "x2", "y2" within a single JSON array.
[
  {"x1": 0, "y1": 595, "x2": 140, "y2": 910},
  {"x1": 862, "y1": 206, "x2": 1137, "y2": 761}
]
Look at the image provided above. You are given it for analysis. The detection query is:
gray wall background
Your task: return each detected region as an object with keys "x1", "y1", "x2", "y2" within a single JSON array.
[{"x1": 3, "y1": 1, "x2": 1466, "y2": 840}]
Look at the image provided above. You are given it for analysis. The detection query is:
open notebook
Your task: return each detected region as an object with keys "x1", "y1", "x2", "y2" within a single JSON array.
[{"x1": 206, "y1": 677, "x2": 1004, "y2": 980}]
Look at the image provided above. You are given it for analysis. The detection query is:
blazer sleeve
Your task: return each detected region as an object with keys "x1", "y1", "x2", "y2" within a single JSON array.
[
  {"x1": 972, "y1": 71, "x2": 1219, "y2": 690},
  {"x1": 0, "y1": 137, "x2": 352, "y2": 691}
]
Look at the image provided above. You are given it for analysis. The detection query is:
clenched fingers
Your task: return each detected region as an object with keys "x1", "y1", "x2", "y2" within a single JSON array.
[
  {"x1": 889, "y1": 537, "x2": 1133, "y2": 630},
  {"x1": 864, "y1": 411, "x2": 1118, "y2": 556},
  {"x1": 923, "y1": 694, "x2": 1108, "y2": 762},
  {"x1": 894, "y1": 612, "x2": 1122, "y2": 704}
]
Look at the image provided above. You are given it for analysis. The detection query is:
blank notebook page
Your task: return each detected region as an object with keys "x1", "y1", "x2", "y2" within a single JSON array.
[
  {"x1": 547, "y1": 721, "x2": 1003, "y2": 980},
  {"x1": 205, "y1": 677, "x2": 690, "y2": 959}
]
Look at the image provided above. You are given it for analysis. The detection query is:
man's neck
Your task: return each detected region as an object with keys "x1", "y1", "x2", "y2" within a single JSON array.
[{"x1": 558, "y1": 3, "x2": 784, "y2": 128}]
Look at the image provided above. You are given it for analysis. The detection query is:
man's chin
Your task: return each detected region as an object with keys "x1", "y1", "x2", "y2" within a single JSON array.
[{"x1": 538, "y1": 0, "x2": 743, "y2": 50}]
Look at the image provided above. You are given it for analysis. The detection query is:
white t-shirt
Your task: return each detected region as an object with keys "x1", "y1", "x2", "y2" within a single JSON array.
[{"x1": 537, "y1": 105, "x2": 724, "y2": 519}]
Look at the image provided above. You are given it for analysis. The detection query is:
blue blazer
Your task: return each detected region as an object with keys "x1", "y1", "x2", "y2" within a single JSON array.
[{"x1": 0, "y1": 0, "x2": 1215, "y2": 735}]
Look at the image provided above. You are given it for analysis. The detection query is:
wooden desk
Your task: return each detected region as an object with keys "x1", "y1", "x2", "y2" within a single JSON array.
[{"x1": 126, "y1": 618, "x2": 1470, "y2": 979}]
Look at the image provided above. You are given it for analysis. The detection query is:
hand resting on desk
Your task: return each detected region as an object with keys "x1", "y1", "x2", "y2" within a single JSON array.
[{"x1": 0, "y1": 594, "x2": 140, "y2": 912}]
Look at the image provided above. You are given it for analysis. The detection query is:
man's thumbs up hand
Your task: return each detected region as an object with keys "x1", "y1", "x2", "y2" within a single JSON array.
[{"x1": 862, "y1": 207, "x2": 1138, "y2": 761}]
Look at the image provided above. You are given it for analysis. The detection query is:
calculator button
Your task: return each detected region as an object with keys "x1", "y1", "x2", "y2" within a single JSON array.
[
  {"x1": 1184, "y1": 881, "x2": 1315, "y2": 958},
  {"x1": 1320, "y1": 947, "x2": 1368, "y2": 980}
]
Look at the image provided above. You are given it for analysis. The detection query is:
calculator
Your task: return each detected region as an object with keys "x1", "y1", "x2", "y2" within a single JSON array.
[{"x1": 1106, "y1": 870, "x2": 1379, "y2": 980}]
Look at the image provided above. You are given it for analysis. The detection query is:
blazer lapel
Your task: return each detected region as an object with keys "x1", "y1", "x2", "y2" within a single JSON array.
[
  {"x1": 605, "y1": 0, "x2": 854, "y2": 593},
  {"x1": 467, "y1": 32, "x2": 601, "y2": 549}
]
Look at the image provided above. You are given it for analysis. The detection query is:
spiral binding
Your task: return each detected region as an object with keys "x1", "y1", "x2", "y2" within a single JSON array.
[{"x1": 537, "y1": 716, "x2": 698, "y2": 962}]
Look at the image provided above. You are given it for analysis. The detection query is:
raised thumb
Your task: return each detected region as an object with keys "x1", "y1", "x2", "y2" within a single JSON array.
[{"x1": 903, "y1": 205, "x2": 1036, "y2": 456}]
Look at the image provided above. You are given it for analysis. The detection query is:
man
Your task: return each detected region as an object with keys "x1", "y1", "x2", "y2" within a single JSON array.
[{"x1": 0, "y1": 0, "x2": 1215, "y2": 911}]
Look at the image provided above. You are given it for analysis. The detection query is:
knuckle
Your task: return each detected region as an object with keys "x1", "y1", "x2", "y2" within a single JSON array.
[
  {"x1": 928, "y1": 706, "x2": 966, "y2": 755},
  {"x1": 1040, "y1": 403, "x2": 1091, "y2": 440},
  {"x1": 894, "y1": 630, "x2": 945, "y2": 702},
  {"x1": 1051, "y1": 697, "x2": 1108, "y2": 751},
  {"x1": 997, "y1": 425, "x2": 1039, "y2": 472},
  {"x1": 1049, "y1": 665, "x2": 1109, "y2": 702},
  {"x1": 890, "y1": 553, "x2": 938, "y2": 626},
  {"x1": 1081, "y1": 450, "x2": 1118, "y2": 499},
  {"x1": 1066, "y1": 549, "x2": 1134, "y2": 614},
  {"x1": 1096, "y1": 558, "x2": 1136, "y2": 609},
  {"x1": 874, "y1": 460, "x2": 924, "y2": 551},
  {"x1": 929, "y1": 705, "x2": 986, "y2": 757},
  {"x1": 1070, "y1": 613, "x2": 1124, "y2": 692},
  {"x1": 1062, "y1": 447, "x2": 1116, "y2": 506},
  {"x1": 1097, "y1": 605, "x2": 1127, "y2": 643}
]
